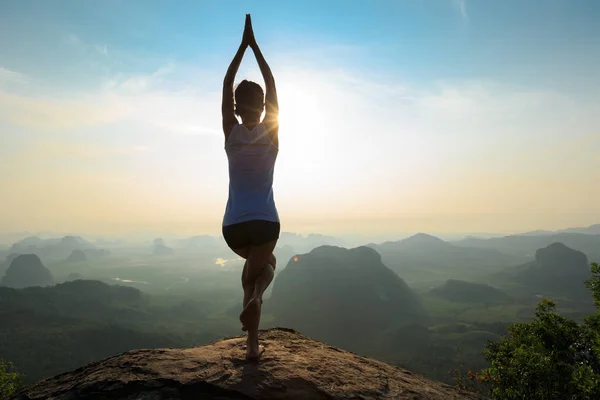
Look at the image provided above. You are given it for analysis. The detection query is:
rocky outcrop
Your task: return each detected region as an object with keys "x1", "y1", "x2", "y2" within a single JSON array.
[{"x1": 14, "y1": 328, "x2": 484, "y2": 400}]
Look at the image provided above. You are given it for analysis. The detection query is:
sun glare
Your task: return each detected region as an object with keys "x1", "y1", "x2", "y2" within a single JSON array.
[{"x1": 275, "y1": 80, "x2": 335, "y2": 186}]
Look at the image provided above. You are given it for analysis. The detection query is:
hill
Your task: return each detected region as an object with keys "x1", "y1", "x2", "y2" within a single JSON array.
[
  {"x1": 429, "y1": 279, "x2": 511, "y2": 305},
  {"x1": 268, "y1": 245, "x2": 425, "y2": 353},
  {"x1": 0, "y1": 280, "x2": 216, "y2": 383},
  {"x1": 13, "y1": 328, "x2": 484, "y2": 400},
  {"x1": 370, "y1": 233, "x2": 524, "y2": 287},
  {"x1": 0, "y1": 254, "x2": 54, "y2": 288},
  {"x1": 493, "y1": 242, "x2": 592, "y2": 300}
]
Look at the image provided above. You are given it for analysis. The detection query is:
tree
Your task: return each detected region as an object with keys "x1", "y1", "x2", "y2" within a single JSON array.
[
  {"x1": 0, "y1": 359, "x2": 23, "y2": 400},
  {"x1": 478, "y1": 262, "x2": 600, "y2": 399}
]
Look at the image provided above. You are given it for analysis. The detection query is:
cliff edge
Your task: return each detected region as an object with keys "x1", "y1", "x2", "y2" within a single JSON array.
[{"x1": 14, "y1": 328, "x2": 485, "y2": 400}]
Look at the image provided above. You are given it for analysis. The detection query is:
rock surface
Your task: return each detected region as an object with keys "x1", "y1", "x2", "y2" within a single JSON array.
[{"x1": 14, "y1": 328, "x2": 485, "y2": 400}]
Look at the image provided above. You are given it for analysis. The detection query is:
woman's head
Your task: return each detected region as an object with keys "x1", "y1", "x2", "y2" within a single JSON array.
[{"x1": 235, "y1": 80, "x2": 264, "y2": 121}]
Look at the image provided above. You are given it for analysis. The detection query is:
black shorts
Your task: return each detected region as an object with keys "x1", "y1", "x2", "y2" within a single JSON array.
[{"x1": 222, "y1": 220, "x2": 280, "y2": 249}]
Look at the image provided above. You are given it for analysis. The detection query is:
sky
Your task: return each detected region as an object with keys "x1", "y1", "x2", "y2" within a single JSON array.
[{"x1": 1, "y1": 0, "x2": 599, "y2": 238}]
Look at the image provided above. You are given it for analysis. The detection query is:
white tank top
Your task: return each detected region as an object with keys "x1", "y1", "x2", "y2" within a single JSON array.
[{"x1": 222, "y1": 123, "x2": 280, "y2": 226}]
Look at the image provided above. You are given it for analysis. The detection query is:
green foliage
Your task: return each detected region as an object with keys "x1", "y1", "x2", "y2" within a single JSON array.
[
  {"x1": 585, "y1": 262, "x2": 600, "y2": 307},
  {"x1": 473, "y1": 262, "x2": 600, "y2": 399},
  {"x1": 0, "y1": 359, "x2": 23, "y2": 400},
  {"x1": 448, "y1": 364, "x2": 495, "y2": 396}
]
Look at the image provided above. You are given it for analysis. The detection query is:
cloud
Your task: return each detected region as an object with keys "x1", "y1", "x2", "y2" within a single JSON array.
[
  {"x1": 454, "y1": 0, "x2": 468, "y2": 20},
  {"x1": 1, "y1": 54, "x2": 600, "y2": 234},
  {"x1": 19, "y1": 141, "x2": 152, "y2": 160},
  {"x1": 0, "y1": 67, "x2": 27, "y2": 85},
  {"x1": 66, "y1": 33, "x2": 83, "y2": 47},
  {"x1": 0, "y1": 64, "x2": 220, "y2": 134},
  {"x1": 0, "y1": 90, "x2": 125, "y2": 130},
  {"x1": 95, "y1": 44, "x2": 108, "y2": 56}
]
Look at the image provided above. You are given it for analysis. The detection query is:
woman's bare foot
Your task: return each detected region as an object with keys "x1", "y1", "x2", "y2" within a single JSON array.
[
  {"x1": 240, "y1": 297, "x2": 261, "y2": 331},
  {"x1": 246, "y1": 344, "x2": 265, "y2": 361}
]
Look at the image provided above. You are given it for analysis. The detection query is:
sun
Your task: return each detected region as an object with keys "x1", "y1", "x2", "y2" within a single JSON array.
[{"x1": 274, "y1": 80, "x2": 335, "y2": 183}]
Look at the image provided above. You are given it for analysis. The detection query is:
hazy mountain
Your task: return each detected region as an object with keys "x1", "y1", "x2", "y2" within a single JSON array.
[
  {"x1": 519, "y1": 229, "x2": 555, "y2": 236},
  {"x1": 152, "y1": 238, "x2": 174, "y2": 257},
  {"x1": 8, "y1": 235, "x2": 98, "y2": 262},
  {"x1": 494, "y1": 242, "x2": 592, "y2": 300},
  {"x1": 175, "y1": 235, "x2": 220, "y2": 251},
  {"x1": 0, "y1": 254, "x2": 55, "y2": 288},
  {"x1": 268, "y1": 245, "x2": 424, "y2": 353},
  {"x1": 85, "y1": 248, "x2": 110, "y2": 259},
  {"x1": 0, "y1": 253, "x2": 19, "y2": 276},
  {"x1": 521, "y1": 224, "x2": 600, "y2": 236},
  {"x1": 272, "y1": 244, "x2": 296, "y2": 272},
  {"x1": 370, "y1": 233, "x2": 524, "y2": 287},
  {"x1": 455, "y1": 233, "x2": 600, "y2": 261},
  {"x1": 276, "y1": 232, "x2": 346, "y2": 253},
  {"x1": 429, "y1": 280, "x2": 511, "y2": 305},
  {"x1": 66, "y1": 249, "x2": 88, "y2": 263},
  {"x1": 8, "y1": 236, "x2": 44, "y2": 253}
]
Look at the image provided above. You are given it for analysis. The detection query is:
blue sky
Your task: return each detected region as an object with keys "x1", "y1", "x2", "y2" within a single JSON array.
[
  {"x1": 2, "y1": 0, "x2": 600, "y2": 91},
  {"x1": 1, "y1": 0, "x2": 599, "y2": 237}
]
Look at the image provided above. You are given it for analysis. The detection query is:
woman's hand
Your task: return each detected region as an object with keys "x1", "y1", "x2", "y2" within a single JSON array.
[{"x1": 242, "y1": 14, "x2": 257, "y2": 49}]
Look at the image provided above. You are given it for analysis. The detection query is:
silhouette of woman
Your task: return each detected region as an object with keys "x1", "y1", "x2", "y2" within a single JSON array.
[{"x1": 221, "y1": 14, "x2": 280, "y2": 361}]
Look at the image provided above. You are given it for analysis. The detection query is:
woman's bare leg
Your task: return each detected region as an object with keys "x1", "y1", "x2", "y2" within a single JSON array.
[
  {"x1": 240, "y1": 254, "x2": 276, "y2": 331},
  {"x1": 231, "y1": 247, "x2": 253, "y2": 308},
  {"x1": 239, "y1": 240, "x2": 277, "y2": 359}
]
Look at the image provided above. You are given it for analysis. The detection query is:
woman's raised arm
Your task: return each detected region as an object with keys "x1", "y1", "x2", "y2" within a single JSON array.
[
  {"x1": 246, "y1": 15, "x2": 279, "y2": 143},
  {"x1": 222, "y1": 28, "x2": 247, "y2": 138}
]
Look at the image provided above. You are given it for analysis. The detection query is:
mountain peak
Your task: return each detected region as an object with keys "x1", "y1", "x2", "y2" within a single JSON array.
[
  {"x1": 535, "y1": 242, "x2": 588, "y2": 267},
  {"x1": 0, "y1": 254, "x2": 54, "y2": 289},
  {"x1": 396, "y1": 233, "x2": 448, "y2": 250},
  {"x1": 405, "y1": 233, "x2": 445, "y2": 242},
  {"x1": 14, "y1": 328, "x2": 483, "y2": 400}
]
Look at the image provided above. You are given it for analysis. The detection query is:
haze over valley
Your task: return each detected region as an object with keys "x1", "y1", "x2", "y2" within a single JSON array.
[{"x1": 2, "y1": 223, "x2": 599, "y2": 386}]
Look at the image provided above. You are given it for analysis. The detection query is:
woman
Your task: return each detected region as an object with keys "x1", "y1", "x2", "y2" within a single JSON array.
[{"x1": 221, "y1": 14, "x2": 280, "y2": 361}]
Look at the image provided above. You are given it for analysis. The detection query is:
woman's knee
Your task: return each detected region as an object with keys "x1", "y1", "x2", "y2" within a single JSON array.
[{"x1": 245, "y1": 257, "x2": 269, "y2": 281}]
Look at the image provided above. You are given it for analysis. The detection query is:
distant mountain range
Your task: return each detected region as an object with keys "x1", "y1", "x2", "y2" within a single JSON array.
[
  {"x1": 519, "y1": 224, "x2": 600, "y2": 236},
  {"x1": 454, "y1": 232, "x2": 600, "y2": 261},
  {"x1": 368, "y1": 233, "x2": 526, "y2": 287}
]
